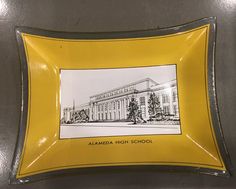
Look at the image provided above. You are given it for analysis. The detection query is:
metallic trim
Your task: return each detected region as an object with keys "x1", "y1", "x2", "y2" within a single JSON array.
[{"x1": 10, "y1": 17, "x2": 232, "y2": 184}]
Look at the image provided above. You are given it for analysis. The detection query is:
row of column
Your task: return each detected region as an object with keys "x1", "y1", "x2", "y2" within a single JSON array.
[
  {"x1": 90, "y1": 96, "x2": 132, "y2": 121},
  {"x1": 89, "y1": 90, "x2": 179, "y2": 121}
]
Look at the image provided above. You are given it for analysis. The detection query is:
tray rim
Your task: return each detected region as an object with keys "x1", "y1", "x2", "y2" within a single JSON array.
[{"x1": 9, "y1": 17, "x2": 232, "y2": 184}]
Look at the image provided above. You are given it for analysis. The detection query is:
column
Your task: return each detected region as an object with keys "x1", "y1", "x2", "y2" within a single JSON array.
[
  {"x1": 145, "y1": 95, "x2": 149, "y2": 119},
  {"x1": 102, "y1": 103, "x2": 104, "y2": 120},
  {"x1": 115, "y1": 100, "x2": 118, "y2": 120},
  {"x1": 121, "y1": 99, "x2": 123, "y2": 119},
  {"x1": 88, "y1": 104, "x2": 91, "y2": 121},
  {"x1": 119, "y1": 99, "x2": 122, "y2": 120},
  {"x1": 124, "y1": 97, "x2": 127, "y2": 119},
  {"x1": 94, "y1": 103, "x2": 97, "y2": 120},
  {"x1": 108, "y1": 102, "x2": 110, "y2": 120},
  {"x1": 113, "y1": 100, "x2": 115, "y2": 120},
  {"x1": 169, "y1": 89, "x2": 174, "y2": 115},
  {"x1": 89, "y1": 103, "x2": 93, "y2": 121},
  {"x1": 121, "y1": 99, "x2": 124, "y2": 119},
  {"x1": 97, "y1": 103, "x2": 100, "y2": 120}
]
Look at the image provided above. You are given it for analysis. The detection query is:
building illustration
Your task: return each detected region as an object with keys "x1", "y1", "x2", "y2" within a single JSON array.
[{"x1": 61, "y1": 78, "x2": 179, "y2": 124}]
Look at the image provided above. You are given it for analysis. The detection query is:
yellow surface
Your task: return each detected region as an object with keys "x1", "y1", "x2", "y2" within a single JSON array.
[{"x1": 17, "y1": 24, "x2": 226, "y2": 178}]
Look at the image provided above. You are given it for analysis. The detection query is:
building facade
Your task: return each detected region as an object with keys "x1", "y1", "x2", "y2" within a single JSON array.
[{"x1": 62, "y1": 78, "x2": 179, "y2": 123}]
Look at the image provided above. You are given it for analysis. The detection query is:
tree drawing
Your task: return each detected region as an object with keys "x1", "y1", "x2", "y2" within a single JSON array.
[
  {"x1": 148, "y1": 92, "x2": 162, "y2": 120},
  {"x1": 127, "y1": 97, "x2": 139, "y2": 124},
  {"x1": 73, "y1": 109, "x2": 89, "y2": 123}
]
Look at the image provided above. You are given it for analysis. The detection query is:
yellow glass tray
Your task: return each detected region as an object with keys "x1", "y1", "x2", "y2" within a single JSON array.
[{"x1": 10, "y1": 17, "x2": 231, "y2": 183}]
